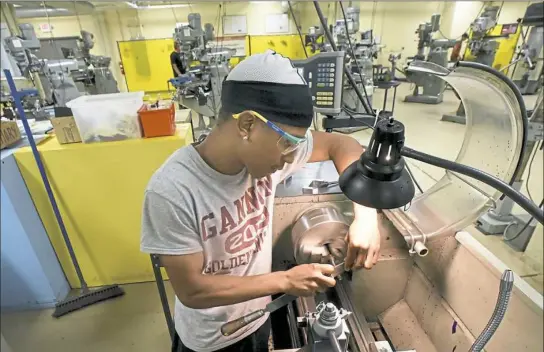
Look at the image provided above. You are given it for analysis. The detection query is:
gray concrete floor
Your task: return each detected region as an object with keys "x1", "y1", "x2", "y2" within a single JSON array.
[
  {"x1": 2, "y1": 282, "x2": 177, "y2": 352},
  {"x1": 2, "y1": 84, "x2": 542, "y2": 352}
]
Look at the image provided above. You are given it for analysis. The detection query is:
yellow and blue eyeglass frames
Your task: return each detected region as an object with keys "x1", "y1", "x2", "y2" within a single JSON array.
[{"x1": 232, "y1": 110, "x2": 307, "y2": 155}]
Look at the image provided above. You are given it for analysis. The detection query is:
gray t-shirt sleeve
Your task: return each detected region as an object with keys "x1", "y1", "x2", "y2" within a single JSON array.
[
  {"x1": 273, "y1": 129, "x2": 314, "y2": 183},
  {"x1": 140, "y1": 191, "x2": 203, "y2": 255}
]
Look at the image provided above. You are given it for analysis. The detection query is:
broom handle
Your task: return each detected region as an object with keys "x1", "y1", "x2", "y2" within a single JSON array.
[{"x1": 4, "y1": 69, "x2": 89, "y2": 292}]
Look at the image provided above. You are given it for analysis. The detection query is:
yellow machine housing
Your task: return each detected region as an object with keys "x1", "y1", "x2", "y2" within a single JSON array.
[{"x1": 464, "y1": 22, "x2": 522, "y2": 71}]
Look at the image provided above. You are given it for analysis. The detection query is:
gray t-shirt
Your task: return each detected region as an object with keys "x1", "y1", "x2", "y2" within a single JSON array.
[{"x1": 140, "y1": 132, "x2": 313, "y2": 352}]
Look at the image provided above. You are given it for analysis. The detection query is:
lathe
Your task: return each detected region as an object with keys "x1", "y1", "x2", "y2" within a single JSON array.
[
  {"x1": 216, "y1": 57, "x2": 543, "y2": 352},
  {"x1": 150, "y1": 57, "x2": 543, "y2": 352},
  {"x1": 153, "y1": 4, "x2": 543, "y2": 349},
  {"x1": 250, "y1": 162, "x2": 541, "y2": 351}
]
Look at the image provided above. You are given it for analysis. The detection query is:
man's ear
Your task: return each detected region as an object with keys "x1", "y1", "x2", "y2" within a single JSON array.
[{"x1": 236, "y1": 112, "x2": 256, "y2": 140}]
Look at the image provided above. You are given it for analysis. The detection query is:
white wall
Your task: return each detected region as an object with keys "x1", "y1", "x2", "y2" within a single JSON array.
[
  {"x1": 445, "y1": 1, "x2": 532, "y2": 39},
  {"x1": 447, "y1": 1, "x2": 485, "y2": 39},
  {"x1": 97, "y1": 2, "x2": 295, "y2": 40},
  {"x1": 23, "y1": 14, "x2": 108, "y2": 56}
]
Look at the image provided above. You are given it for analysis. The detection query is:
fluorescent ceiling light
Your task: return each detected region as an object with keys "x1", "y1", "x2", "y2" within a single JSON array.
[
  {"x1": 29, "y1": 8, "x2": 68, "y2": 13},
  {"x1": 125, "y1": 2, "x2": 188, "y2": 9},
  {"x1": 13, "y1": 4, "x2": 22, "y2": 7},
  {"x1": 125, "y1": 1, "x2": 138, "y2": 9}
]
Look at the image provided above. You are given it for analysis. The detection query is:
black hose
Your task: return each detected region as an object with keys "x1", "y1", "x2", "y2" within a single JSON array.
[
  {"x1": 400, "y1": 147, "x2": 544, "y2": 224},
  {"x1": 469, "y1": 270, "x2": 514, "y2": 351},
  {"x1": 405, "y1": 162, "x2": 424, "y2": 194},
  {"x1": 504, "y1": 198, "x2": 544, "y2": 242},
  {"x1": 456, "y1": 61, "x2": 529, "y2": 195},
  {"x1": 313, "y1": 1, "x2": 374, "y2": 115}
]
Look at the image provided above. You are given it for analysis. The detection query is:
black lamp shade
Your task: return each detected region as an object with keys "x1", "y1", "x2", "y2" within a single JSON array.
[
  {"x1": 340, "y1": 160, "x2": 415, "y2": 209},
  {"x1": 339, "y1": 118, "x2": 415, "y2": 209}
]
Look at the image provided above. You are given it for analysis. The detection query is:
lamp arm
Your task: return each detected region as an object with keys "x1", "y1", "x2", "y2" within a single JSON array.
[{"x1": 400, "y1": 147, "x2": 544, "y2": 225}]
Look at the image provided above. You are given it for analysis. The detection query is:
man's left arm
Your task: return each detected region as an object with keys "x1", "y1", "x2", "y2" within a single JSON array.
[{"x1": 308, "y1": 131, "x2": 381, "y2": 270}]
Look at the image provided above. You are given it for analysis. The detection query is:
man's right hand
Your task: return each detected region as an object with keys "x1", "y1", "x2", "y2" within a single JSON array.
[
  {"x1": 161, "y1": 251, "x2": 337, "y2": 309},
  {"x1": 283, "y1": 263, "x2": 336, "y2": 297}
]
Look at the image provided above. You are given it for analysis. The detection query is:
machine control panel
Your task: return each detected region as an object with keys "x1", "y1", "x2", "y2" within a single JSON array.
[{"x1": 293, "y1": 51, "x2": 344, "y2": 115}]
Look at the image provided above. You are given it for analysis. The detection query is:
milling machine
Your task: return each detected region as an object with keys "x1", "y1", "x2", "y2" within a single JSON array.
[
  {"x1": 404, "y1": 14, "x2": 456, "y2": 104},
  {"x1": 71, "y1": 30, "x2": 119, "y2": 95},
  {"x1": 333, "y1": 5, "x2": 380, "y2": 109},
  {"x1": 1, "y1": 22, "x2": 50, "y2": 120},
  {"x1": 467, "y1": 6, "x2": 501, "y2": 67},
  {"x1": 511, "y1": 2, "x2": 543, "y2": 95},
  {"x1": 442, "y1": 6, "x2": 501, "y2": 124},
  {"x1": 304, "y1": 25, "x2": 329, "y2": 54},
  {"x1": 308, "y1": 5, "x2": 384, "y2": 133},
  {"x1": 169, "y1": 13, "x2": 235, "y2": 138},
  {"x1": 342, "y1": 29, "x2": 382, "y2": 114},
  {"x1": 3, "y1": 22, "x2": 120, "y2": 109},
  {"x1": 35, "y1": 28, "x2": 119, "y2": 105}
]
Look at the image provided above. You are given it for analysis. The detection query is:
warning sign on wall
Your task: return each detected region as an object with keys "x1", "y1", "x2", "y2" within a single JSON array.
[{"x1": 39, "y1": 23, "x2": 53, "y2": 33}]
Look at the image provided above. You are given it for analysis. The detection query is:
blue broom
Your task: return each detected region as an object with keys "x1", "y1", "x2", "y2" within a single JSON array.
[{"x1": 4, "y1": 69, "x2": 125, "y2": 318}]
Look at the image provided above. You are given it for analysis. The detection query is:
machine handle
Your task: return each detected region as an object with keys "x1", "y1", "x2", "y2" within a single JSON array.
[{"x1": 221, "y1": 309, "x2": 265, "y2": 336}]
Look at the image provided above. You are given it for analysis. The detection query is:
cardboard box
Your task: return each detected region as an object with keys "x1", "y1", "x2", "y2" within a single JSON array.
[
  {"x1": 50, "y1": 116, "x2": 82, "y2": 144},
  {"x1": 0, "y1": 120, "x2": 22, "y2": 149}
]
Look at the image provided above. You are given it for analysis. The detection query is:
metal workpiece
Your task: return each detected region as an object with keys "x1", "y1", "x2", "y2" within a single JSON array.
[
  {"x1": 273, "y1": 161, "x2": 410, "y2": 262},
  {"x1": 291, "y1": 206, "x2": 349, "y2": 264}
]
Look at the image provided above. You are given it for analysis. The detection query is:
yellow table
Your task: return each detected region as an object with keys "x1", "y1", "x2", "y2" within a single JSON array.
[{"x1": 14, "y1": 125, "x2": 192, "y2": 288}]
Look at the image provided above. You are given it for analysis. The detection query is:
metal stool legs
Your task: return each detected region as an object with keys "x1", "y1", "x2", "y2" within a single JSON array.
[{"x1": 150, "y1": 254, "x2": 176, "y2": 341}]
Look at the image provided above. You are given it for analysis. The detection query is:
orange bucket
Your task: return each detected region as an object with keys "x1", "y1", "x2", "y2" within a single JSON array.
[{"x1": 138, "y1": 103, "x2": 176, "y2": 138}]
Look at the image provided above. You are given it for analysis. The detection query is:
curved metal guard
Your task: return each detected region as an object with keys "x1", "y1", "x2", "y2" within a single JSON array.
[{"x1": 398, "y1": 61, "x2": 524, "y2": 241}]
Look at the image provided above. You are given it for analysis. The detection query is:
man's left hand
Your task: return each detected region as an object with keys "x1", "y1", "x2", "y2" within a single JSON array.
[{"x1": 344, "y1": 207, "x2": 381, "y2": 270}]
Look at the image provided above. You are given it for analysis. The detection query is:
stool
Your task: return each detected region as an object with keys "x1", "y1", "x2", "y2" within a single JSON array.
[{"x1": 376, "y1": 80, "x2": 401, "y2": 114}]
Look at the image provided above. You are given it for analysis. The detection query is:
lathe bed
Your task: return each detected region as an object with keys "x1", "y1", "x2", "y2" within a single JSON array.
[{"x1": 267, "y1": 161, "x2": 542, "y2": 352}]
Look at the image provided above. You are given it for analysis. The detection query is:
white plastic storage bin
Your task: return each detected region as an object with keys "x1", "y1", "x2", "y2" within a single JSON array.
[{"x1": 66, "y1": 92, "x2": 144, "y2": 143}]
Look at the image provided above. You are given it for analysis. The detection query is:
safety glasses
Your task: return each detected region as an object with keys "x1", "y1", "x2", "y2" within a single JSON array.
[{"x1": 232, "y1": 110, "x2": 307, "y2": 155}]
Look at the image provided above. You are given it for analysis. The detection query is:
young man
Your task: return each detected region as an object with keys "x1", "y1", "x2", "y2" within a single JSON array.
[
  {"x1": 141, "y1": 50, "x2": 381, "y2": 352},
  {"x1": 171, "y1": 42, "x2": 186, "y2": 77},
  {"x1": 450, "y1": 33, "x2": 469, "y2": 62}
]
